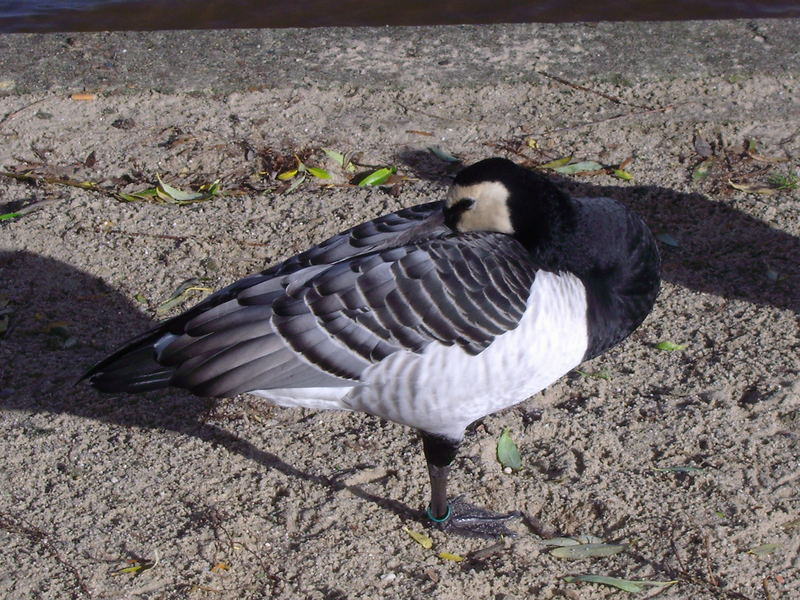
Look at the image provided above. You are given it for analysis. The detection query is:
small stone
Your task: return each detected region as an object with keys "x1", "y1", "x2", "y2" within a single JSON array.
[{"x1": 112, "y1": 117, "x2": 135, "y2": 130}]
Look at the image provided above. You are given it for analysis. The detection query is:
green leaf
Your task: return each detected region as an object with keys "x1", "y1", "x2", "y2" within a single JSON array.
[
  {"x1": 117, "y1": 187, "x2": 159, "y2": 202},
  {"x1": 693, "y1": 158, "x2": 714, "y2": 181},
  {"x1": 156, "y1": 175, "x2": 205, "y2": 202},
  {"x1": 437, "y1": 551, "x2": 465, "y2": 562},
  {"x1": 748, "y1": 543, "x2": 781, "y2": 556},
  {"x1": 0, "y1": 211, "x2": 22, "y2": 221},
  {"x1": 115, "y1": 561, "x2": 155, "y2": 576},
  {"x1": 156, "y1": 278, "x2": 212, "y2": 314},
  {"x1": 612, "y1": 168, "x2": 633, "y2": 181},
  {"x1": 153, "y1": 176, "x2": 219, "y2": 205},
  {"x1": 552, "y1": 161, "x2": 604, "y2": 174},
  {"x1": 357, "y1": 167, "x2": 396, "y2": 187},
  {"x1": 428, "y1": 146, "x2": 461, "y2": 163},
  {"x1": 306, "y1": 167, "x2": 331, "y2": 179},
  {"x1": 323, "y1": 149, "x2": 357, "y2": 172},
  {"x1": 654, "y1": 341, "x2": 686, "y2": 351},
  {"x1": 323, "y1": 148, "x2": 348, "y2": 167},
  {"x1": 540, "y1": 156, "x2": 572, "y2": 169},
  {"x1": 277, "y1": 169, "x2": 298, "y2": 181},
  {"x1": 323, "y1": 149, "x2": 345, "y2": 165},
  {"x1": 551, "y1": 543, "x2": 627, "y2": 559},
  {"x1": 497, "y1": 428, "x2": 522, "y2": 471},
  {"x1": 564, "y1": 575, "x2": 677, "y2": 593},
  {"x1": 199, "y1": 180, "x2": 220, "y2": 194}
]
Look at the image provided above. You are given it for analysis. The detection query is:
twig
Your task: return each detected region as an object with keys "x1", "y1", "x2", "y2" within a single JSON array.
[
  {"x1": 0, "y1": 511, "x2": 91, "y2": 598},
  {"x1": 537, "y1": 70, "x2": 656, "y2": 110},
  {"x1": 527, "y1": 104, "x2": 676, "y2": 137},
  {"x1": 97, "y1": 227, "x2": 271, "y2": 248},
  {"x1": 0, "y1": 97, "x2": 48, "y2": 127},
  {"x1": 704, "y1": 534, "x2": 720, "y2": 587}
]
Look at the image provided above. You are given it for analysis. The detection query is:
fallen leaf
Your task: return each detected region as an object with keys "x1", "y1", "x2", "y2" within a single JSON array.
[
  {"x1": 656, "y1": 233, "x2": 680, "y2": 247},
  {"x1": 115, "y1": 561, "x2": 155, "y2": 576},
  {"x1": 551, "y1": 161, "x2": 604, "y2": 175},
  {"x1": 551, "y1": 543, "x2": 627, "y2": 559},
  {"x1": 746, "y1": 142, "x2": 788, "y2": 163},
  {"x1": 564, "y1": 575, "x2": 677, "y2": 593},
  {"x1": 428, "y1": 146, "x2": 461, "y2": 163},
  {"x1": 653, "y1": 465, "x2": 704, "y2": 473},
  {"x1": 692, "y1": 158, "x2": 714, "y2": 181},
  {"x1": 0, "y1": 211, "x2": 22, "y2": 221},
  {"x1": 306, "y1": 167, "x2": 331, "y2": 179},
  {"x1": 404, "y1": 526, "x2": 433, "y2": 549},
  {"x1": 438, "y1": 552, "x2": 465, "y2": 562},
  {"x1": 358, "y1": 167, "x2": 396, "y2": 187},
  {"x1": 543, "y1": 535, "x2": 605, "y2": 547},
  {"x1": 277, "y1": 169, "x2": 298, "y2": 181},
  {"x1": 497, "y1": 428, "x2": 522, "y2": 471},
  {"x1": 156, "y1": 278, "x2": 212, "y2": 314},
  {"x1": 693, "y1": 134, "x2": 713, "y2": 157},
  {"x1": 323, "y1": 149, "x2": 350, "y2": 169},
  {"x1": 748, "y1": 543, "x2": 781, "y2": 556},
  {"x1": 654, "y1": 341, "x2": 686, "y2": 351},
  {"x1": 540, "y1": 156, "x2": 572, "y2": 169},
  {"x1": 729, "y1": 180, "x2": 779, "y2": 195},
  {"x1": 612, "y1": 168, "x2": 633, "y2": 181},
  {"x1": 117, "y1": 187, "x2": 159, "y2": 203},
  {"x1": 156, "y1": 175, "x2": 218, "y2": 204},
  {"x1": 285, "y1": 173, "x2": 307, "y2": 193}
]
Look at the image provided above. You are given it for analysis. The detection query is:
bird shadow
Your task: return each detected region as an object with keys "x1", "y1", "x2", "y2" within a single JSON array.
[
  {"x1": 0, "y1": 249, "x2": 417, "y2": 525},
  {"x1": 0, "y1": 180, "x2": 796, "y2": 525}
]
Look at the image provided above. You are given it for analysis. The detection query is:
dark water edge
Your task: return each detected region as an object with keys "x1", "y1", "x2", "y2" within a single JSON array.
[{"x1": 1, "y1": 0, "x2": 799, "y2": 33}]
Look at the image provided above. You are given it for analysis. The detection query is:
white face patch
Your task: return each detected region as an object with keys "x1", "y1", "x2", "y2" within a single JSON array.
[{"x1": 447, "y1": 181, "x2": 514, "y2": 234}]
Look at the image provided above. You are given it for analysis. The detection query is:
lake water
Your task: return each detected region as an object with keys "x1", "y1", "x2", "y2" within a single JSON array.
[{"x1": 1, "y1": 0, "x2": 798, "y2": 32}]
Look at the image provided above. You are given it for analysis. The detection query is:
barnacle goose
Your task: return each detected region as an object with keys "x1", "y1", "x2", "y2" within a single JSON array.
[{"x1": 83, "y1": 157, "x2": 660, "y2": 537}]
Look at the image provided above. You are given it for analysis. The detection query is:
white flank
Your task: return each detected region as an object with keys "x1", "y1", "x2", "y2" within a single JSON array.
[{"x1": 255, "y1": 270, "x2": 589, "y2": 440}]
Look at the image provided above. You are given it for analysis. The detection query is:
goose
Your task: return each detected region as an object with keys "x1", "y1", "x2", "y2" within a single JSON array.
[{"x1": 83, "y1": 157, "x2": 661, "y2": 537}]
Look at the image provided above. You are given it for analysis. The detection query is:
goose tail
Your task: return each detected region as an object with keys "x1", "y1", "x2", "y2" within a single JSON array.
[{"x1": 81, "y1": 329, "x2": 176, "y2": 393}]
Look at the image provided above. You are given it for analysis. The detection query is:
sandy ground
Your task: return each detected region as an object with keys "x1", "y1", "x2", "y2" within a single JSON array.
[{"x1": 0, "y1": 29, "x2": 799, "y2": 600}]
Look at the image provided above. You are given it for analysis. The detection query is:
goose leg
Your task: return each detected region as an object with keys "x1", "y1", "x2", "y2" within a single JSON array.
[{"x1": 421, "y1": 432, "x2": 521, "y2": 538}]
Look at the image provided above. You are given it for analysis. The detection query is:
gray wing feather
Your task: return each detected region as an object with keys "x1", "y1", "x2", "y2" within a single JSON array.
[{"x1": 153, "y1": 203, "x2": 536, "y2": 397}]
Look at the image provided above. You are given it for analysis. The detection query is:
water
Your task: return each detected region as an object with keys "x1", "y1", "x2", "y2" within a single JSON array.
[{"x1": 0, "y1": 0, "x2": 798, "y2": 33}]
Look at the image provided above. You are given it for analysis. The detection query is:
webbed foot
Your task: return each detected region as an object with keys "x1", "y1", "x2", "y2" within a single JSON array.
[{"x1": 427, "y1": 496, "x2": 521, "y2": 538}]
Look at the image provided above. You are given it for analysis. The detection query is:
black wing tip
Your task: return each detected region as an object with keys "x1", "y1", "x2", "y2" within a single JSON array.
[{"x1": 79, "y1": 334, "x2": 175, "y2": 394}]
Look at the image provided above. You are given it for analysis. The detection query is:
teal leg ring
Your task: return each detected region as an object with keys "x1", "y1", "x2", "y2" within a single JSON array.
[{"x1": 426, "y1": 503, "x2": 452, "y2": 523}]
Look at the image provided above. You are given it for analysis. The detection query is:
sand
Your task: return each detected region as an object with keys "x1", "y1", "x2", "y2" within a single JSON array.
[{"x1": 0, "y1": 22, "x2": 798, "y2": 600}]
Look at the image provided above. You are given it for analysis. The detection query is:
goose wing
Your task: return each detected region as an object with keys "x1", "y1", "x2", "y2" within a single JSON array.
[
  {"x1": 86, "y1": 203, "x2": 537, "y2": 397},
  {"x1": 161, "y1": 231, "x2": 536, "y2": 396}
]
